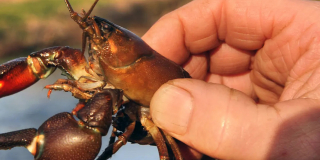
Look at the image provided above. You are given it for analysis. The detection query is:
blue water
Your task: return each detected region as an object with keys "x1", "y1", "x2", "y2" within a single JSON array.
[{"x1": 0, "y1": 71, "x2": 158, "y2": 160}]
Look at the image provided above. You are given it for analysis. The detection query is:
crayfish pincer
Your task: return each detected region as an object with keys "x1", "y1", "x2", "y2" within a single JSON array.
[
  {"x1": 0, "y1": 112, "x2": 102, "y2": 160},
  {"x1": 0, "y1": 0, "x2": 190, "y2": 159},
  {"x1": 0, "y1": 89, "x2": 121, "y2": 160}
]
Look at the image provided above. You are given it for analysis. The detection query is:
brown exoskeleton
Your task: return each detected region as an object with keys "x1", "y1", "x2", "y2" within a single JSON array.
[{"x1": 0, "y1": 0, "x2": 190, "y2": 159}]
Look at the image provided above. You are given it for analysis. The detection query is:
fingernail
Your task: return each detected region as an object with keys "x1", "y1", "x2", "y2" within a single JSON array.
[{"x1": 151, "y1": 83, "x2": 193, "y2": 135}]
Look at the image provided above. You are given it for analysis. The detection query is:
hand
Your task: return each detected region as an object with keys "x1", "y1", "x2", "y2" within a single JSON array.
[{"x1": 142, "y1": 0, "x2": 320, "y2": 159}]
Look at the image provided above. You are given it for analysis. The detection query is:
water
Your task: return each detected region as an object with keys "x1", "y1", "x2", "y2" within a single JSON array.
[{"x1": 0, "y1": 71, "x2": 158, "y2": 160}]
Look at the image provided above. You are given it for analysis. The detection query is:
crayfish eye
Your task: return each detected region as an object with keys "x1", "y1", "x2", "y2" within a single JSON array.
[
  {"x1": 103, "y1": 24, "x2": 109, "y2": 29},
  {"x1": 101, "y1": 23, "x2": 113, "y2": 33}
]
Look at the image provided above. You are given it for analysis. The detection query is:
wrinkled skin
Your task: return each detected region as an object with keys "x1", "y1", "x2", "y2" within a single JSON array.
[
  {"x1": 143, "y1": 0, "x2": 320, "y2": 159},
  {"x1": 0, "y1": 0, "x2": 189, "y2": 159}
]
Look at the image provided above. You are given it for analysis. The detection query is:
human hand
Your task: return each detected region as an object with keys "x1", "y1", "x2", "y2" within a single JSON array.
[{"x1": 142, "y1": 0, "x2": 320, "y2": 159}]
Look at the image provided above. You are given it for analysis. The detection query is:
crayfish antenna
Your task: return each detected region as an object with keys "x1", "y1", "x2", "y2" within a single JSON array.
[
  {"x1": 82, "y1": 0, "x2": 99, "y2": 21},
  {"x1": 64, "y1": 0, "x2": 99, "y2": 54},
  {"x1": 64, "y1": 0, "x2": 75, "y2": 15},
  {"x1": 64, "y1": 0, "x2": 99, "y2": 23}
]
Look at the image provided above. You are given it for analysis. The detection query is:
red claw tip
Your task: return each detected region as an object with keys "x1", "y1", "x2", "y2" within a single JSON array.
[{"x1": 47, "y1": 89, "x2": 53, "y2": 98}]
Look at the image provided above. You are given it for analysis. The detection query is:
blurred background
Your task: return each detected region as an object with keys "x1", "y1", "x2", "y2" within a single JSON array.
[{"x1": 0, "y1": 0, "x2": 190, "y2": 159}]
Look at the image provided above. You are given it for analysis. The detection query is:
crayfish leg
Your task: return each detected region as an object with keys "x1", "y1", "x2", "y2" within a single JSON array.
[
  {"x1": 141, "y1": 117, "x2": 170, "y2": 160},
  {"x1": 72, "y1": 101, "x2": 86, "y2": 115},
  {"x1": 108, "y1": 127, "x2": 118, "y2": 146},
  {"x1": 97, "y1": 121, "x2": 136, "y2": 160},
  {"x1": 44, "y1": 83, "x2": 92, "y2": 99},
  {"x1": 161, "y1": 130, "x2": 184, "y2": 160}
]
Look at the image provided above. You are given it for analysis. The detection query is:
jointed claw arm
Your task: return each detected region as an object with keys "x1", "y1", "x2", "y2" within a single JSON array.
[{"x1": 0, "y1": 46, "x2": 93, "y2": 98}]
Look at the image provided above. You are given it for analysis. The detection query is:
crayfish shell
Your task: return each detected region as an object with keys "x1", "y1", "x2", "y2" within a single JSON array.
[{"x1": 33, "y1": 112, "x2": 102, "y2": 160}]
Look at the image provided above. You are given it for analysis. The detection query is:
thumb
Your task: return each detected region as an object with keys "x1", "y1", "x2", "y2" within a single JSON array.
[{"x1": 150, "y1": 79, "x2": 279, "y2": 159}]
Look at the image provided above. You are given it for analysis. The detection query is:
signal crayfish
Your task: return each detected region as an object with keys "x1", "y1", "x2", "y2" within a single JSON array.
[{"x1": 0, "y1": 0, "x2": 191, "y2": 160}]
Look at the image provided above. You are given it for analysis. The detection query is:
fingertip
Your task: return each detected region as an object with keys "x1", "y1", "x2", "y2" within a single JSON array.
[
  {"x1": 150, "y1": 82, "x2": 194, "y2": 135},
  {"x1": 151, "y1": 79, "x2": 269, "y2": 159}
]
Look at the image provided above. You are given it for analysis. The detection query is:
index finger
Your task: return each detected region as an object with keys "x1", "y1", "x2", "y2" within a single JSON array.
[
  {"x1": 142, "y1": 0, "x2": 221, "y2": 64},
  {"x1": 142, "y1": 0, "x2": 274, "y2": 64}
]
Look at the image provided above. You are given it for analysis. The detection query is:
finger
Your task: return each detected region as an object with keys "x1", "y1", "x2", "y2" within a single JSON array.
[
  {"x1": 142, "y1": 0, "x2": 320, "y2": 75},
  {"x1": 142, "y1": 0, "x2": 223, "y2": 64},
  {"x1": 182, "y1": 54, "x2": 208, "y2": 80},
  {"x1": 151, "y1": 79, "x2": 268, "y2": 159},
  {"x1": 142, "y1": 0, "x2": 273, "y2": 62},
  {"x1": 209, "y1": 43, "x2": 253, "y2": 75},
  {"x1": 206, "y1": 72, "x2": 255, "y2": 99},
  {"x1": 184, "y1": 44, "x2": 253, "y2": 79},
  {"x1": 150, "y1": 79, "x2": 320, "y2": 159}
]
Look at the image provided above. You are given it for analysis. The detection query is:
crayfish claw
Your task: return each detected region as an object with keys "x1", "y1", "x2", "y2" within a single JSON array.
[{"x1": 0, "y1": 128, "x2": 37, "y2": 151}]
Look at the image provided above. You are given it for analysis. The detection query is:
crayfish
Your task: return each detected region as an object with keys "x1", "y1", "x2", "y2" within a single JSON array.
[{"x1": 0, "y1": 0, "x2": 190, "y2": 160}]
